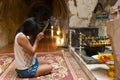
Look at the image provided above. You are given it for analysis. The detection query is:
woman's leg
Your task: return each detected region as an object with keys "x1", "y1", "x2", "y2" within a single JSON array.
[{"x1": 35, "y1": 64, "x2": 52, "y2": 76}]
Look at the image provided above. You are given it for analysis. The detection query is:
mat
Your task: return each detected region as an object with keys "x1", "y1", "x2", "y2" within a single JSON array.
[{"x1": 0, "y1": 52, "x2": 78, "y2": 80}]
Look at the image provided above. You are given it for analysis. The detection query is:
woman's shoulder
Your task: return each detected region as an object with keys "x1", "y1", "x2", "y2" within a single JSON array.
[
  {"x1": 17, "y1": 33, "x2": 28, "y2": 43},
  {"x1": 16, "y1": 33, "x2": 29, "y2": 48},
  {"x1": 15, "y1": 32, "x2": 26, "y2": 43},
  {"x1": 16, "y1": 32, "x2": 25, "y2": 39}
]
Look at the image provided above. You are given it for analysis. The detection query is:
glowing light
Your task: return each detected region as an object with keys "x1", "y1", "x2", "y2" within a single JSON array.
[
  {"x1": 57, "y1": 31, "x2": 60, "y2": 35},
  {"x1": 51, "y1": 29, "x2": 54, "y2": 36},
  {"x1": 56, "y1": 37, "x2": 64, "y2": 46},
  {"x1": 61, "y1": 38, "x2": 64, "y2": 44},
  {"x1": 56, "y1": 37, "x2": 61, "y2": 45},
  {"x1": 51, "y1": 26, "x2": 53, "y2": 29}
]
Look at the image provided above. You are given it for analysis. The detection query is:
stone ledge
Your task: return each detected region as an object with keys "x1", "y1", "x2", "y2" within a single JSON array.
[{"x1": 69, "y1": 47, "x2": 114, "y2": 80}]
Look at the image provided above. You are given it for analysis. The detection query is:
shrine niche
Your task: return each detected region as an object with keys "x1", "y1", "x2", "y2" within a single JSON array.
[{"x1": 94, "y1": 1, "x2": 108, "y2": 19}]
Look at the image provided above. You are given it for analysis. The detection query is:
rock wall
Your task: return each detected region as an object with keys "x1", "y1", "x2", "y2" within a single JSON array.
[
  {"x1": 0, "y1": 0, "x2": 27, "y2": 48},
  {"x1": 0, "y1": 1, "x2": 8, "y2": 48},
  {"x1": 68, "y1": 0, "x2": 117, "y2": 37},
  {"x1": 68, "y1": 0, "x2": 98, "y2": 28},
  {"x1": 0, "y1": 21, "x2": 8, "y2": 48}
]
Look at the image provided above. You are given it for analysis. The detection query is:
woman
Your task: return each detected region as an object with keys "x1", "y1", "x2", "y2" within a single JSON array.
[{"x1": 14, "y1": 10, "x2": 52, "y2": 78}]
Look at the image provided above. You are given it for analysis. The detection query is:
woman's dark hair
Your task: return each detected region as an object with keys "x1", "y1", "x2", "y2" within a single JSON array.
[{"x1": 15, "y1": 19, "x2": 40, "y2": 44}]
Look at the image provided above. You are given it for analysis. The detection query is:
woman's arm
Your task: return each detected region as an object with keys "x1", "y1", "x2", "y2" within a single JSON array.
[
  {"x1": 32, "y1": 32, "x2": 44, "y2": 53},
  {"x1": 17, "y1": 32, "x2": 44, "y2": 56}
]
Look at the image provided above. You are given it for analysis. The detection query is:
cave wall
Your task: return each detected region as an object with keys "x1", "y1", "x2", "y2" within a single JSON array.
[
  {"x1": 68, "y1": 0, "x2": 98, "y2": 28},
  {"x1": 0, "y1": 0, "x2": 27, "y2": 48},
  {"x1": 0, "y1": 1, "x2": 8, "y2": 48}
]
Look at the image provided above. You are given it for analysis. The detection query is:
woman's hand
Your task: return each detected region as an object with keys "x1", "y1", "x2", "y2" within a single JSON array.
[{"x1": 36, "y1": 32, "x2": 44, "y2": 41}]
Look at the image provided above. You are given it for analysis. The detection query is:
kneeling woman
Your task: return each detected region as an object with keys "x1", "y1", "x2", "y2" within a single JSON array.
[{"x1": 14, "y1": 17, "x2": 52, "y2": 78}]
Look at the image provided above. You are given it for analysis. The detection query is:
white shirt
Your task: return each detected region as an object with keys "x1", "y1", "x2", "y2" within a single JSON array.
[{"x1": 14, "y1": 32, "x2": 36, "y2": 70}]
